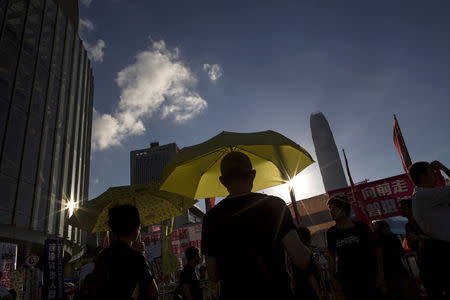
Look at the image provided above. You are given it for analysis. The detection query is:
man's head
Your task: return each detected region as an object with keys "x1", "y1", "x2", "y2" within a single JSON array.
[
  {"x1": 375, "y1": 220, "x2": 391, "y2": 236},
  {"x1": 409, "y1": 161, "x2": 436, "y2": 188},
  {"x1": 108, "y1": 205, "x2": 141, "y2": 241},
  {"x1": 219, "y1": 152, "x2": 256, "y2": 194},
  {"x1": 327, "y1": 195, "x2": 352, "y2": 221},
  {"x1": 399, "y1": 198, "x2": 413, "y2": 218},
  {"x1": 185, "y1": 246, "x2": 201, "y2": 266}
]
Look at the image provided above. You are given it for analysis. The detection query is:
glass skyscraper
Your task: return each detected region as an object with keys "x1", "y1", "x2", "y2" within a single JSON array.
[{"x1": 0, "y1": 0, "x2": 93, "y2": 251}]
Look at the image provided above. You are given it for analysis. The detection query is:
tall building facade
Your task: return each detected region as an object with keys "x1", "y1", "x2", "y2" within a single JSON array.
[
  {"x1": 0, "y1": 0, "x2": 93, "y2": 255},
  {"x1": 130, "y1": 142, "x2": 179, "y2": 185},
  {"x1": 310, "y1": 112, "x2": 348, "y2": 192}
]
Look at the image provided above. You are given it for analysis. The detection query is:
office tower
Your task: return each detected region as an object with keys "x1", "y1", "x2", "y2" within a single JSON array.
[
  {"x1": 310, "y1": 112, "x2": 348, "y2": 192},
  {"x1": 130, "y1": 142, "x2": 179, "y2": 185},
  {"x1": 0, "y1": 0, "x2": 94, "y2": 256}
]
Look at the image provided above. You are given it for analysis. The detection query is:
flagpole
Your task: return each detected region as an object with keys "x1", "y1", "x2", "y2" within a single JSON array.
[
  {"x1": 289, "y1": 186, "x2": 301, "y2": 226},
  {"x1": 342, "y1": 149, "x2": 372, "y2": 228}
]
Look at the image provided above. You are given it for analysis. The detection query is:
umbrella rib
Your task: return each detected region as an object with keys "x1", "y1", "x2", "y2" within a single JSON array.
[
  {"x1": 234, "y1": 146, "x2": 281, "y2": 170},
  {"x1": 197, "y1": 148, "x2": 230, "y2": 178}
]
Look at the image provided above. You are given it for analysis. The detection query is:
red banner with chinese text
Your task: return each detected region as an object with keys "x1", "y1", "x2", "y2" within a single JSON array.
[
  {"x1": 328, "y1": 174, "x2": 415, "y2": 221},
  {"x1": 143, "y1": 223, "x2": 202, "y2": 258}
]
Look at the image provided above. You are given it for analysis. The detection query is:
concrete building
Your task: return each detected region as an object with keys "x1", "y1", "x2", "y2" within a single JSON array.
[
  {"x1": 130, "y1": 142, "x2": 179, "y2": 185},
  {"x1": 310, "y1": 112, "x2": 348, "y2": 192},
  {"x1": 0, "y1": 0, "x2": 94, "y2": 259}
]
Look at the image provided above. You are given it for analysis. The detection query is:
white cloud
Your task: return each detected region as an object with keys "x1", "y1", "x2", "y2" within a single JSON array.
[
  {"x1": 81, "y1": 0, "x2": 93, "y2": 7},
  {"x1": 92, "y1": 40, "x2": 207, "y2": 151},
  {"x1": 203, "y1": 63, "x2": 223, "y2": 81},
  {"x1": 79, "y1": 19, "x2": 94, "y2": 32},
  {"x1": 79, "y1": 18, "x2": 106, "y2": 63},
  {"x1": 84, "y1": 39, "x2": 105, "y2": 62}
]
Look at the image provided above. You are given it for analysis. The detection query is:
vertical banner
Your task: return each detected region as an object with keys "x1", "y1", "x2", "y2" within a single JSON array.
[
  {"x1": 24, "y1": 267, "x2": 42, "y2": 300},
  {"x1": 43, "y1": 239, "x2": 64, "y2": 300},
  {"x1": 0, "y1": 242, "x2": 18, "y2": 288}
]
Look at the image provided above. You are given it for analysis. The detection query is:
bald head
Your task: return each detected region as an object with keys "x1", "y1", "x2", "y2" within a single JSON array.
[
  {"x1": 221, "y1": 151, "x2": 252, "y2": 176},
  {"x1": 220, "y1": 152, "x2": 255, "y2": 193}
]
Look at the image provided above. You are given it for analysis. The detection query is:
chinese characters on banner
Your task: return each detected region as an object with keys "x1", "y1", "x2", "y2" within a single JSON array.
[
  {"x1": 24, "y1": 267, "x2": 42, "y2": 300},
  {"x1": 44, "y1": 239, "x2": 64, "y2": 300},
  {"x1": 143, "y1": 223, "x2": 202, "y2": 265},
  {"x1": 0, "y1": 242, "x2": 17, "y2": 289},
  {"x1": 328, "y1": 174, "x2": 415, "y2": 221}
]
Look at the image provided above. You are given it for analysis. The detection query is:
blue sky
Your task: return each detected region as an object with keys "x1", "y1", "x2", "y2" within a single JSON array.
[{"x1": 80, "y1": 0, "x2": 450, "y2": 209}]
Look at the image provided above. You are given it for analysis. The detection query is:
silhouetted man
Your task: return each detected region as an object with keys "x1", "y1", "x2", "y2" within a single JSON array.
[
  {"x1": 91, "y1": 205, "x2": 158, "y2": 300},
  {"x1": 409, "y1": 161, "x2": 450, "y2": 298},
  {"x1": 409, "y1": 161, "x2": 450, "y2": 243},
  {"x1": 201, "y1": 151, "x2": 311, "y2": 300},
  {"x1": 180, "y1": 247, "x2": 203, "y2": 300},
  {"x1": 326, "y1": 196, "x2": 383, "y2": 300}
]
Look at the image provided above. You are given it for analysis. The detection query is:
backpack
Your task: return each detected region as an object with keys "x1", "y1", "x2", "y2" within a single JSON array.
[{"x1": 77, "y1": 272, "x2": 97, "y2": 300}]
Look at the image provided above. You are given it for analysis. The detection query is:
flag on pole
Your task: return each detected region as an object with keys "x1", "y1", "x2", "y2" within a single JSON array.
[
  {"x1": 102, "y1": 231, "x2": 110, "y2": 248},
  {"x1": 393, "y1": 114, "x2": 412, "y2": 173},
  {"x1": 342, "y1": 149, "x2": 371, "y2": 225},
  {"x1": 393, "y1": 114, "x2": 446, "y2": 187},
  {"x1": 205, "y1": 198, "x2": 216, "y2": 211}
]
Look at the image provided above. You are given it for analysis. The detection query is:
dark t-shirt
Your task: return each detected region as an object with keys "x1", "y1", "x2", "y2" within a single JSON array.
[
  {"x1": 92, "y1": 241, "x2": 154, "y2": 299},
  {"x1": 378, "y1": 234, "x2": 408, "y2": 280},
  {"x1": 179, "y1": 265, "x2": 203, "y2": 300},
  {"x1": 201, "y1": 193, "x2": 296, "y2": 300},
  {"x1": 327, "y1": 221, "x2": 376, "y2": 285}
]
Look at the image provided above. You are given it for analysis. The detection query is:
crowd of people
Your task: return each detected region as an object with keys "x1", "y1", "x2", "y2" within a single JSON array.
[{"x1": 74, "y1": 153, "x2": 450, "y2": 300}]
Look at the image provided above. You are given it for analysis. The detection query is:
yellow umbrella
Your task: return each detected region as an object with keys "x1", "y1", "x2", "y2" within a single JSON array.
[
  {"x1": 160, "y1": 130, "x2": 314, "y2": 199},
  {"x1": 68, "y1": 183, "x2": 197, "y2": 233}
]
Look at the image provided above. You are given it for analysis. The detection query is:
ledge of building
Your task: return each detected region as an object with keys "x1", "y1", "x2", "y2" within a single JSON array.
[{"x1": 0, "y1": 224, "x2": 83, "y2": 258}]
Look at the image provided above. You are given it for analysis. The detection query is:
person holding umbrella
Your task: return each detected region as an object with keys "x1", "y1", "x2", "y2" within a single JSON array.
[
  {"x1": 86, "y1": 205, "x2": 159, "y2": 300},
  {"x1": 201, "y1": 152, "x2": 311, "y2": 300}
]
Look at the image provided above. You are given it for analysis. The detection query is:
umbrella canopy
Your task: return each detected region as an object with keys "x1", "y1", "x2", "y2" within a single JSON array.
[
  {"x1": 160, "y1": 130, "x2": 314, "y2": 199},
  {"x1": 68, "y1": 183, "x2": 196, "y2": 233}
]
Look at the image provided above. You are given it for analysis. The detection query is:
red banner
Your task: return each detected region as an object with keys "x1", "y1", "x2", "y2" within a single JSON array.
[
  {"x1": 328, "y1": 174, "x2": 415, "y2": 221},
  {"x1": 143, "y1": 223, "x2": 202, "y2": 256},
  {"x1": 393, "y1": 115, "x2": 412, "y2": 173}
]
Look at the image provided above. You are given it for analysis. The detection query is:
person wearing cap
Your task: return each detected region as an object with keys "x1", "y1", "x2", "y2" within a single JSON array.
[
  {"x1": 326, "y1": 195, "x2": 383, "y2": 300},
  {"x1": 201, "y1": 151, "x2": 311, "y2": 300}
]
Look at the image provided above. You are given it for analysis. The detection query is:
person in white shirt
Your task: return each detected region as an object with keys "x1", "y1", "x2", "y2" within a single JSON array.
[
  {"x1": 409, "y1": 160, "x2": 450, "y2": 243},
  {"x1": 409, "y1": 161, "x2": 450, "y2": 299}
]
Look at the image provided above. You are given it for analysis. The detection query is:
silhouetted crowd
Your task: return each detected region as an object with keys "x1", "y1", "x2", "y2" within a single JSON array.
[{"x1": 74, "y1": 154, "x2": 450, "y2": 300}]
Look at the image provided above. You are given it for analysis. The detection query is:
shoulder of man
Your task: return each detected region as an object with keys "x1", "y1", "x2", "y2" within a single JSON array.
[
  {"x1": 256, "y1": 194, "x2": 288, "y2": 207},
  {"x1": 354, "y1": 220, "x2": 370, "y2": 230},
  {"x1": 327, "y1": 225, "x2": 337, "y2": 234}
]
